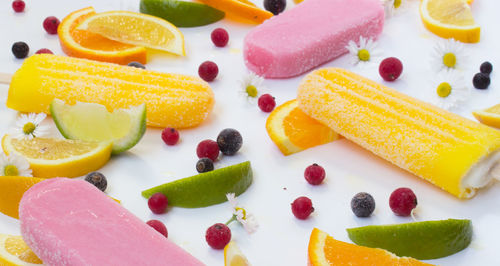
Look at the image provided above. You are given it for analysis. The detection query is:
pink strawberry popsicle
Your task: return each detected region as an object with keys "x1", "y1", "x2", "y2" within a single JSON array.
[
  {"x1": 19, "y1": 178, "x2": 204, "y2": 266},
  {"x1": 243, "y1": 0, "x2": 385, "y2": 78}
]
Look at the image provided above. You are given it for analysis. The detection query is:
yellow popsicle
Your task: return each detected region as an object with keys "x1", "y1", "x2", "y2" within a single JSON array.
[
  {"x1": 297, "y1": 68, "x2": 500, "y2": 199},
  {"x1": 7, "y1": 54, "x2": 215, "y2": 128}
]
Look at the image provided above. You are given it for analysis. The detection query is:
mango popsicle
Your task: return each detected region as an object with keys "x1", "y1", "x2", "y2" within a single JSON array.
[
  {"x1": 297, "y1": 68, "x2": 500, "y2": 199},
  {"x1": 7, "y1": 54, "x2": 214, "y2": 128}
]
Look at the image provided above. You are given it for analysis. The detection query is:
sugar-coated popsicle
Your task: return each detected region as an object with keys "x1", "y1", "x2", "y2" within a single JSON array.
[
  {"x1": 19, "y1": 178, "x2": 204, "y2": 266},
  {"x1": 7, "y1": 54, "x2": 214, "y2": 128},
  {"x1": 243, "y1": 0, "x2": 384, "y2": 78},
  {"x1": 297, "y1": 68, "x2": 500, "y2": 199}
]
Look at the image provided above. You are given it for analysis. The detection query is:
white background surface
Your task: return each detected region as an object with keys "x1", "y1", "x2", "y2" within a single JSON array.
[{"x1": 1, "y1": 0, "x2": 500, "y2": 265}]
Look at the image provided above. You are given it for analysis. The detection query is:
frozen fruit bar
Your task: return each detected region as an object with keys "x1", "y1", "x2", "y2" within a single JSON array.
[
  {"x1": 297, "y1": 68, "x2": 500, "y2": 199},
  {"x1": 243, "y1": 0, "x2": 384, "y2": 78},
  {"x1": 7, "y1": 54, "x2": 214, "y2": 128},
  {"x1": 19, "y1": 178, "x2": 204, "y2": 266}
]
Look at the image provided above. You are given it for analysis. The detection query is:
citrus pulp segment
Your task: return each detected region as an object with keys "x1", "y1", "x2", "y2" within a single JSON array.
[{"x1": 0, "y1": 234, "x2": 42, "y2": 266}]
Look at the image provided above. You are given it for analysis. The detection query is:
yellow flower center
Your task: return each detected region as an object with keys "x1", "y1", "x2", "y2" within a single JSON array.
[
  {"x1": 236, "y1": 207, "x2": 247, "y2": 220},
  {"x1": 358, "y1": 49, "x2": 370, "y2": 62},
  {"x1": 23, "y1": 122, "x2": 36, "y2": 135},
  {"x1": 393, "y1": 0, "x2": 402, "y2": 8},
  {"x1": 4, "y1": 165, "x2": 19, "y2": 176},
  {"x1": 246, "y1": 85, "x2": 258, "y2": 98},
  {"x1": 442, "y1": 53, "x2": 456, "y2": 68},
  {"x1": 437, "y1": 82, "x2": 452, "y2": 98}
]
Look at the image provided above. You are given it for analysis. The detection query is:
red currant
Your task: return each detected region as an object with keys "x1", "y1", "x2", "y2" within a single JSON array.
[
  {"x1": 43, "y1": 16, "x2": 60, "y2": 35},
  {"x1": 389, "y1": 187, "x2": 417, "y2": 216},
  {"x1": 205, "y1": 223, "x2": 231, "y2": 249},
  {"x1": 35, "y1": 48, "x2": 53, "y2": 54},
  {"x1": 161, "y1": 127, "x2": 179, "y2": 146},
  {"x1": 211, "y1": 28, "x2": 229, "y2": 47},
  {"x1": 196, "y1": 139, "x2": 219, "y2": 161},
  {"x1": 148, "y1": 193, "x2": 168, "y2": 214},
  {"x1": 12, "y1": 0, "x2": 25, "y2": 12},
  {"x1": 258, "y1": 94, "x2": 276, "y2": 112},
  {"x1": 198, "y1": 61, "x2": 218, "y2": 82},
  {"x1": 291, "y1": 196, "x2": 314, "y2": 220},
  {"x1": 146, "y1": 219, "x2": 168, "y2": 238},
  {"x1": 379, "y1": 57, "x2": 403, "y2": 82},
  {"x1": 304, "y1": 163, "x2": 325, "y2": 185}
]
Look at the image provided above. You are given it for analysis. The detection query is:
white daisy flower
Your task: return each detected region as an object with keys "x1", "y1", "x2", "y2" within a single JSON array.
[
  {"x1": 382, "y1": 0, "x2": 408, "y2": 17},
  {"x1": 432, "y1": 38, "x2": 467, "y2": 72},
  {"x1": 239, "y1": 73, "x2": 264, "y2": 103},
  {"x1": 345, "y1": 36, "x2": 381, "y2": 66},
  {"x1": 226, "y1": 193, "x2": 258, "y2": 234},
  {"x1": 429, "y1": 71, "x2": 469, "y2": 110},
  {"x1": 0, "y1": 154, "x2": 32, "y2": 177},
  {"x1": 11, "y1": 113, "x2": 49, "y2": 140}
]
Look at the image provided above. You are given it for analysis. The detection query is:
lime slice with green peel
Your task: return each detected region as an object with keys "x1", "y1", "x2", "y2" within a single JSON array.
[
  {"x1": 50, "y1": 99, "x2": 147, "y2": 155},
  {"x1": 347, "y1": 219, "x2": 472, "y2": 260},
  {"x1": 140, "y1": 0, "x2": 225, "y2": 27},
  {"x1": 142, "y1": 161, "x2": 253, "y2": 208}
]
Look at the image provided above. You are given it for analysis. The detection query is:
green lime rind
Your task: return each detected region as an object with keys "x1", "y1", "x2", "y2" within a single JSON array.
[
  {"x1": 50, "y1": 99, "x2": 147, "y2": 155},
  {"x1": 142, "y1": 161, "x2": 253, "y2": 208},
  {"x1": 346, "y1": 219, "x2": 472, "y2": 260},
  {"x1": 140, "y1": 0, "x2": 225, "y2": 28}
]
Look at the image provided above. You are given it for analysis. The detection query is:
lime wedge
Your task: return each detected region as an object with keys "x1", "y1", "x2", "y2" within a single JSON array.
[
  {"x1": 50, "y1": 99, "x2": 146, "y2": 155},
  {"x1": 142, "y1": 161, "x2": 252, "y2": 208},
  {"x1": 346, "y1": 219, "x2": 472, "y2": 260},
  {"x1": 140, "y1": 0, "x2": 225, "y2": 27}
]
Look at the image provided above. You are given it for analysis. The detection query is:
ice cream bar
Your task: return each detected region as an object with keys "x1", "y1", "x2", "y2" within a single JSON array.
[
  {"x1": 243, "y1": 0, "x2": 384, "y2": 78},
  {"x1": 7, "y1": 54, "x2": 214, "y2": 128},
  {"x1": 19, "y1": 178, "x2": 204, "y2": 265},
  {"x1": 297, "y1": 68, "x2": 500, "y2": 198}
]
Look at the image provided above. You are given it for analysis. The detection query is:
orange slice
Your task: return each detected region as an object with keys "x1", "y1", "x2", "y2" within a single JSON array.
[
  {"x1": 197, "y1": 0, "x2": 273, "y2": 24},
  {"x1": 472, "y1": 103, "x2": 500, "y2": 129},
  {"x1": 0, "y1": 176, "x2": 45, "y2": 219},
  {"x1": 308, "y1": 228, "x2": 434, "y2": 266},
  {"x1": 266, "y1": 99, "x2": 339, "y2": 156},
  {"x1": 58, "y1": 7, "x2": 147, "y2": 65},
  {"x1": 420, "y1": 0, "x2": 480, "y2": 43}
]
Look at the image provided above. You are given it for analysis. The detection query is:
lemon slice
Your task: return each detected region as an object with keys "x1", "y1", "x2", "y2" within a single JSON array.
[
  {"x1": 472, "y1": 103, "x2": 500, "y2": 128},
  {"x1": 50, "y1": 99, "x2": 146, "y2": 155},
  {"x1": 77, "y1": 11, "x2": 185, "y2": 56},
  {"x1": 2, "y1": 135, "x2": 112, "y2": 178},
  {"x1": 420, "y1": 0, "x2": 480, "y2": 43},
  {"x1": 224, "y1": 241, "x2": 250, "y2": 266},
  {"x1": 0, "y1": 234, "x2": 43, "y2": 266}
]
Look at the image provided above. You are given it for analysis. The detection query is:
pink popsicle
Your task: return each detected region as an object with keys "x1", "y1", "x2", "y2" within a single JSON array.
[
  {"x1": 19, "y1": 178, "x2": 204, "y2": 266},
  {"x1": 243, "y1": 0, "x2": 385, "y2": 78}
]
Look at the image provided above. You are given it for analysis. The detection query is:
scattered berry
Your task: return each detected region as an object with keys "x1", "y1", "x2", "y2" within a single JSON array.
[
  {"x1": 35, "y1": 48, "x2": 53, "y2": 54},
  {"x1": 196, "y1": 158, "x2": 214, "y2": 173},
  {"x1": 12, "y1": 41, "x2": 29, "y2": 59},
  {"x1": 389, "y1": 187, "x2": 417, "y2": 216},
  {"x1": 161, "y1": 128, "x2": 180, "y2": 146},
  {"x1": 350, "y1": 192, "x2": 375, "y2": 217},
  {"x1": 12, "y1": 0, "x2": 25, "y2": 12},
  {"x1": 211, "y1": 28, "x2": 229, "y2": 47},
  {"x1": 198, "y1": 61, "x2": 218, "y2": 82},
  {"x1": 264, "y1": 0, "x2": 286, "y2": 15},
  {"x1": 148, "y1": 192, "x2": 168, "y2": 214},
  {"x1": 205, "y1": 223, "x2": 231, "y2": 249},
  {"x1": 291, "y1": 196, "x2": 314, "y2": 220},
  {"x1": 217, "y1": 128, "x2": 243, "y2": 156},
  {"x1": 304, "y1": 163, "x2": 325, "y2": 185},
  {"x1": 196, "y1": 139, "x2": 220, "y2": 161},
  {"x1": 473, "y1": 72, "x2": 490, "y2": 90},
  {"x1": 128, "y1": 61, "x2": 146, "y2": 69},
  {"x1": 480, "y1": 61, "x2": 493, "y2": 75},
  {"x1": 379, "y1": 57, "x2": 403, "y2": 81},
  {"x1": 43, "y1": 16, "x2": 60, "y2": 35},
  {"x1": 258, "y1": 94, "x2": 276, "y2": 112},
  {"x1": 146, "y1": 220, "x2": 168, "y2": 238},
  {"x1": 84, "y1": 172, "x2": 107, "y2": 192}
]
